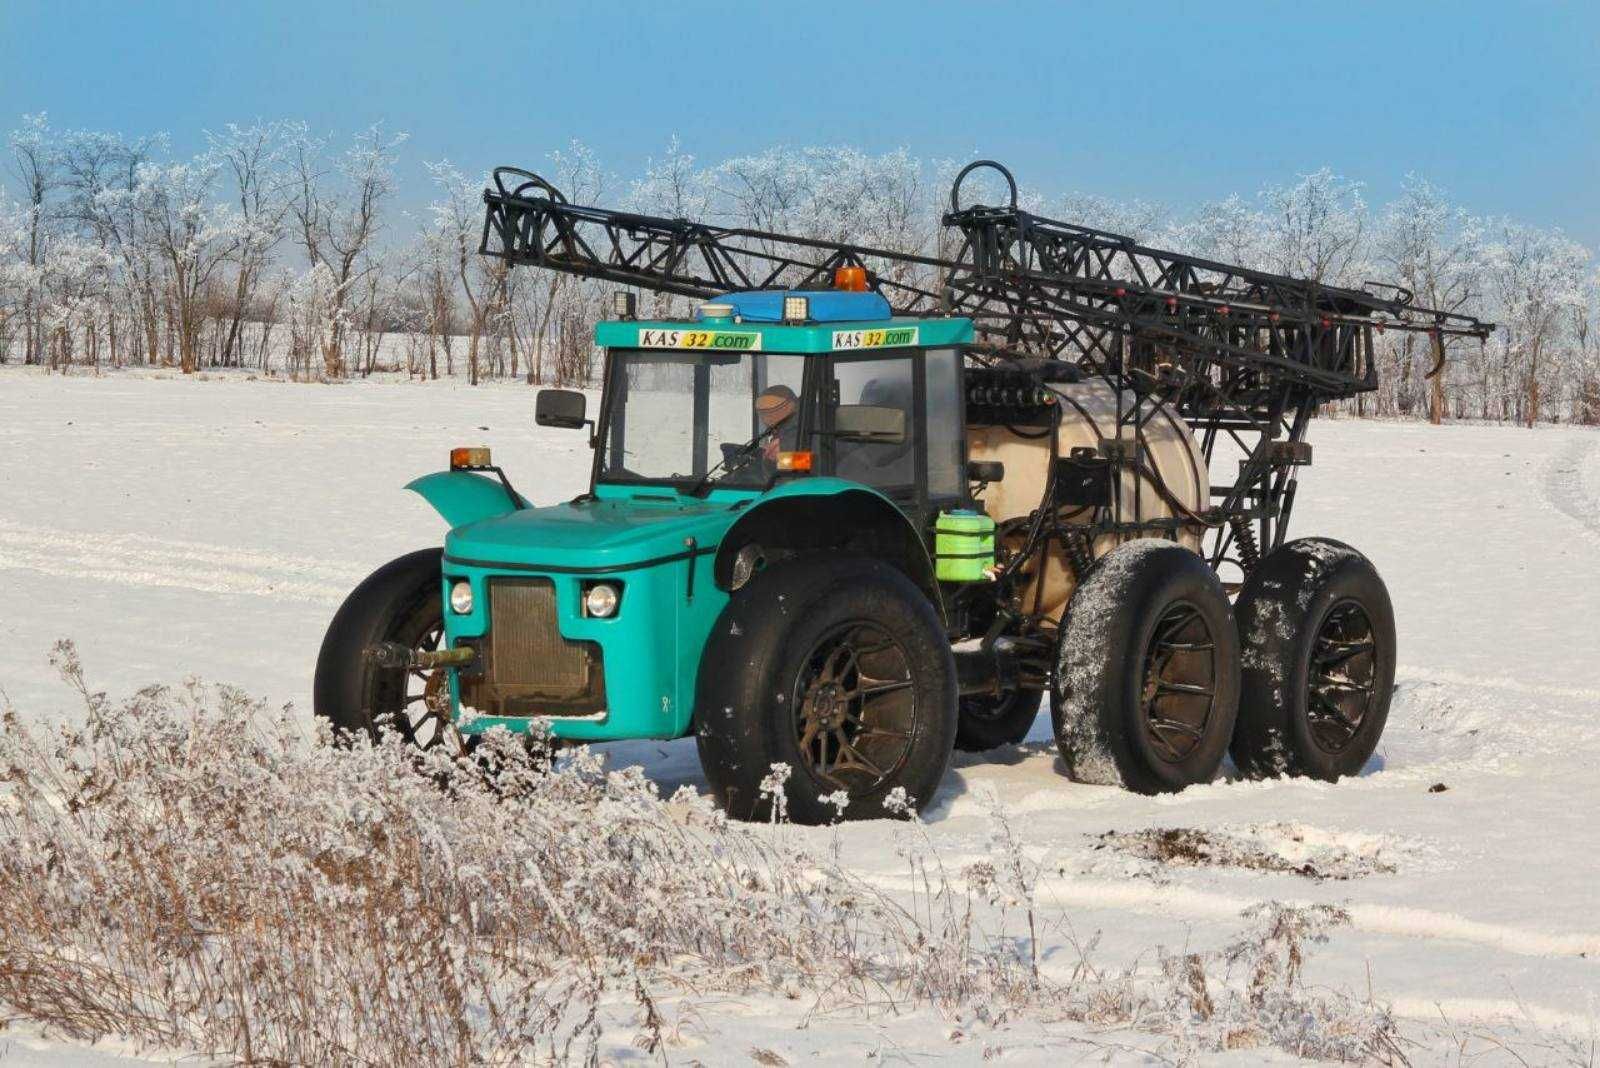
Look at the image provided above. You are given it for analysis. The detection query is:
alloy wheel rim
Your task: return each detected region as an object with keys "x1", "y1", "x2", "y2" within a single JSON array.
[
  {"x1": 793, "y1": 621, "x2": 917, "y2": 794},
  {"x1": 1138, "y1": 601, "x2": 1219, "y2": 764},
  {"x1": 1306, "y1": 600, "x2": 1378, "y2": 754}
]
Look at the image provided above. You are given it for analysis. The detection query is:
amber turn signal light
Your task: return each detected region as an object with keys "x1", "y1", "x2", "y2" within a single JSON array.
[
  {"x1": 776, "y1": 450, "x2": 812, "y2": 473},
  {"x1": 450, "y1": 446, "x2": 492, "y2": 470}
]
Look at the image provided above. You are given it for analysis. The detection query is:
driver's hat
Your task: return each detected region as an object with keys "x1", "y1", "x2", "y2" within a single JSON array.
[{"x1": 755, "y1": 384, "x2": 798, "y2": 423}]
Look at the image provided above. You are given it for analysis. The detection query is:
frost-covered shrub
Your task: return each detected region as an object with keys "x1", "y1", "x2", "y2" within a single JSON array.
[
  {"x1": 0, "y1": 644, "x2": 1042, "y2": 1062},
  {"x1": 0, "y1": 643, "x2": 1398, "y2": 1064}
]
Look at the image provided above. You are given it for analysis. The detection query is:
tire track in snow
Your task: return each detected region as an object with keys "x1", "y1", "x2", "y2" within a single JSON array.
[
  {"x1": 1028, "y1": 877, "x2": 1600, "y2": 960},
  {"x1": 0, "y1": 520, "x2": 359, "y2": 604},
  {"x1": 1397, "y1": 664, "x2": 1600, "y2": 705},
  {"x1": 865, "y1": 870, "x2": 1600, "y2": 961},
  {"x1": 1541, "y1": 436, "x2": 1600, "y2": 542},
  {"x1": 1387, "y1": 995, "x2": 1600, "y2": 1037}
]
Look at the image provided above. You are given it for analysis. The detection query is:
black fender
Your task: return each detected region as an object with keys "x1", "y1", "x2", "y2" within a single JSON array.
[{"x1": 711, "y1": 480, "x2": 941, "y2": 621}]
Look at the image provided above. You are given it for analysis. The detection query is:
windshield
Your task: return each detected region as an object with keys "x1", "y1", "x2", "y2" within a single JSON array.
[{"x1": 600, "y1": 350, "x2": 808, "y2": 490}]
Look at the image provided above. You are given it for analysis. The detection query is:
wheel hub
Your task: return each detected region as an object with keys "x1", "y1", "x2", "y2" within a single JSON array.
[{"x1": 809, "y1": 682, "x2": 846, "y2": 727}]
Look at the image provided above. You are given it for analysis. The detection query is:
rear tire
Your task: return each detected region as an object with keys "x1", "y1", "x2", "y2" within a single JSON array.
[
  {"x1": 954, "y1": 687, "x2": 1044, "y2": 751},
  {"x1": 314, "y1": 548, "x2": 460, "y2": 750},
  {"x1": 1050, "y1": 540, "x2": 1240, "y2": 794},
  {"x1": 1231, "y1": 538, "x2": 1395, "y2": 781},
  {"x1": 695, "y1": 557, "x2": 957, "y2": 824}
]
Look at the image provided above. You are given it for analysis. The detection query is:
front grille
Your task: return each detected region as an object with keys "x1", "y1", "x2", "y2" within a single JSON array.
[{"x1": 463, "y1": 578, "x2": 606, "y2": 717}]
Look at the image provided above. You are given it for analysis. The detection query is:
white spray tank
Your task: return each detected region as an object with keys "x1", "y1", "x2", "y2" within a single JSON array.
[{"x1": 966, "y1": 379, "x2": 1208, "y2": 622}]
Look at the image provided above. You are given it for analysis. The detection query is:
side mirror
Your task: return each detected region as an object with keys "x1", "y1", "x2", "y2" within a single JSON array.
[
  {"x1": 833, "y1": 404, "x2": 906, "y2": 444},
  {"x1": 536, "y1": 388, "x2": 587, "y2": 430}
]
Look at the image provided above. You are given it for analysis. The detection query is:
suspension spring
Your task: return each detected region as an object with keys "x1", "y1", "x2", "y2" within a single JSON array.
[
  {"x1": 1230, "y1": 516, "x2": 1261, "y2": 574},
  {"x1": 1064, "y1": 529, "x2": 1095, "y2": 578}
]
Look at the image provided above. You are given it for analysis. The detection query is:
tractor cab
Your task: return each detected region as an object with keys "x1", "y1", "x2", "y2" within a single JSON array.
[{"x1": 551, "y1": 287, "x2": 975, "y2": 526}]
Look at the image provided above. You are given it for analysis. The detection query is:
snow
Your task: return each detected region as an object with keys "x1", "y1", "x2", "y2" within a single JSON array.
[{"x1": 3, "y1": 366, "x2": 1600, "y2": 1062}]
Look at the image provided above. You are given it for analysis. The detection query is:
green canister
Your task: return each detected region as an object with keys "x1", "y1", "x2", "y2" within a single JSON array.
[{"x1": 934, "y1": 509, "x2": 996, "y2": 582}]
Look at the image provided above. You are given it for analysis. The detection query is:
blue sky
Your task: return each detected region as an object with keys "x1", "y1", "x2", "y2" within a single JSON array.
[{"x1": 3, "y1": 1, "x2": 1596, "y2": 246}]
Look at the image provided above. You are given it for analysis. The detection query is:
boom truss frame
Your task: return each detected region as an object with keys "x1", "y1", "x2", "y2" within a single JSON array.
[{"x1": 480, "y1": 162, "x2": 1493, "y2": 588}]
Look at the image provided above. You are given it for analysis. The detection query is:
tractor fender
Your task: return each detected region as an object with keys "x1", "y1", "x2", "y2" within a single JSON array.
[
  {"x1": 713, "y1": 478, "x2": 942, "y2": 620},
  {"x1": 405, "y1": 470, "x2": 526, "y2": 529}
]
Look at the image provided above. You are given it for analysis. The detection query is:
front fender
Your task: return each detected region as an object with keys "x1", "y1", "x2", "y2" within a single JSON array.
[
  {"x1": 713, "y1": 477, "x2": 942, "y2": 618},
  {"x1": 405, "y1": 470, "x2": 527, "y2": 529}
]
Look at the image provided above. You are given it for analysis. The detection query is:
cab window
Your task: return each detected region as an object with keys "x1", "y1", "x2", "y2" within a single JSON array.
[{"x1": 830, "y1": 354, "x2": 917, "y2": 497}]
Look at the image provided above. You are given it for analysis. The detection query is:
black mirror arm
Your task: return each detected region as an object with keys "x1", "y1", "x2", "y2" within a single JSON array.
[{"x1": 484, "y1": 465, "x2": 527, "y2": 511}]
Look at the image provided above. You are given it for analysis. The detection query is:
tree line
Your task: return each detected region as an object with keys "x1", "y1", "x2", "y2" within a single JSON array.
[{"x1": 3, "y1": 116, "x2": 1596, "y2": 425}]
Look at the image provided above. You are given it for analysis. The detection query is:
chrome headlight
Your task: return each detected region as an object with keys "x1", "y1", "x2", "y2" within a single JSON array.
[
  {"x1": 584, "y1": 583, "x2": 620, "y2": 618},
  {"x1": 449, "y1": 580, "x2": 474, "y2": 615}
]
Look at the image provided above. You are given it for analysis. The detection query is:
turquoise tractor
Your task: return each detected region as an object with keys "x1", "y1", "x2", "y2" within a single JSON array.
[{"x1": 317, "y1": 290, "x2": 997, "y2": 822}]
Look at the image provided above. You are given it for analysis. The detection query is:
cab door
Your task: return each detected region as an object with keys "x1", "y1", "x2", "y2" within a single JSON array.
[{"x1": 823, "y1": 346, "x2": 967, "y2": 526}]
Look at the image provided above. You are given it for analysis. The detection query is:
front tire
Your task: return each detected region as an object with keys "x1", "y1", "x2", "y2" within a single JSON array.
[
  {"x1": 1231, "y1": 538, "x2": 1395, "y2": 781},
  {"x1": 313, "y1": 548, "x2": 459, "y2": 750},
  {"x1": 695, "y1": 557, "x2": 957, "y2": 824},
  {"x1": 1050, "y1": 540, "x2": 1240, "y2": 794}
]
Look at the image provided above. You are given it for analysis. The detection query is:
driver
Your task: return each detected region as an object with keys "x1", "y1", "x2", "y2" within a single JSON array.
[{"x1": 754, "y1": 384, "x2": 799, "y2": 465}]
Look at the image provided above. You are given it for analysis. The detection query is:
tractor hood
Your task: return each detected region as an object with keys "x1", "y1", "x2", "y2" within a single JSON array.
[{"x1": 443, "y1": 493, "x2": 740, "y2": 572}]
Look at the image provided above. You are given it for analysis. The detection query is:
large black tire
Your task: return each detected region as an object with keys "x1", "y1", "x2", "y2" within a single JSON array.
[
  {"x1": 1231, "y1": 538, "x2": 1395, "y2": 781},
  {"x1": 314, "y1": 548, "x2": 457, "y2": 749},
  {"x1": 695, "y1": 556, "x2": 957, "y2": 824},
  {"x1": 954, "y1": 688, "x2": 1044, "y2": 751},
  {"x1": 1050, "y1": 540, "x2": 1240, "y2": 794}
]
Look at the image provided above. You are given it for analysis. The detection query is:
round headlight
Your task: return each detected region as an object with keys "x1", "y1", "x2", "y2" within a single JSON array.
[
  {"x1": 584, "y1": 583, "x2": 619, "y2": 618},
  {"x1": 449, "y1": 580, "x2": 474, "y2": 615}
]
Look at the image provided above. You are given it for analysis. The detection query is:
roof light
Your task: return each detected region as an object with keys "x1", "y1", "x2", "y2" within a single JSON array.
[
  {"x1": 700, "y1": 302, "x2": 735, "y2": 321},
  {"x1": 782, "y1": 296, "x2": 810, "y2": 323},
  {"x1": 612, "y1": 291, "x2": 636, "y2": 320},
  {"x1": 833, "y1": 266, "x2": 868, "y2": 292},
  {"x1": 450, "y1": 446, "x2": 492, "y2": 470},
  {"x1": 775, "y1": 450, "x2": 812, "y2": 473}
]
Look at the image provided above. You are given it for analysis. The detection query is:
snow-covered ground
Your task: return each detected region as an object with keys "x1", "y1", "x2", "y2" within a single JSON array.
[{"x1": 3, "y1": 366, "x2": 1600, "y2": 1063}]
